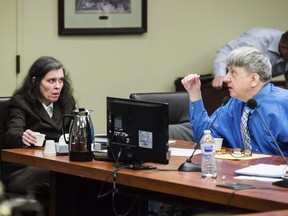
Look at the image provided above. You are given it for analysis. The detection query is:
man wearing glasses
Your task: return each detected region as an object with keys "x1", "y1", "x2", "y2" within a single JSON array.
[{"x1": 182, "y1": 46, "x2": 288, "y2": 156}]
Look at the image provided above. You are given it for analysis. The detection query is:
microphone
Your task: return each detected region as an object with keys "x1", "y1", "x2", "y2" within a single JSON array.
[
  {"x1": 208, "y1": 96, "x2": 230, "y2": 129},
  {"x1": 178, "y1": 96, "x2": 230, "y2": 172},
  {"x1": 247, "y1": 99, "x2": 288, "y2": 188}
]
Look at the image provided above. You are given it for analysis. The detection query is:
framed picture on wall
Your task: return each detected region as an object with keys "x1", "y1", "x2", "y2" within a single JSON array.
[{"x1": 58, "y1": 0, "x2": 147, "y2": 35}]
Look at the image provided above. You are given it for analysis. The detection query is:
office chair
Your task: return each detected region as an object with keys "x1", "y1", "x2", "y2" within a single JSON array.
[
  {"x1": 130, "y1": 92, "x2": 194, "y2": 141},
  {"x1": 0, "y1": 97, "x2": 10, "y2": 148},
  {"x1": 0, "y1": 97, "x2": 45, "y2": 215},
  {"x1": 0, "y1": 97, "x2": 11, "y2": 178}
]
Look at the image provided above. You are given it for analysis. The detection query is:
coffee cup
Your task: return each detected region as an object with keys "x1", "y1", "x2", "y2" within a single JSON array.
[
  {"x1": 214, "y1": 138, "x2": 223, "y2": 150},
  {"x1": 43, "y1": 140, "x2": 56, "y2": 156},
  {"x1": 35, "y1": 133, "x2": 46, "y2": 146}
]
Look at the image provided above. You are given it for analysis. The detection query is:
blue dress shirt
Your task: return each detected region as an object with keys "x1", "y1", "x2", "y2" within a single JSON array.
[
  {"x1": 189, "y1": 83, "x2": 288, "y2": 156},
  {"x1": 214, "y1": 28, "x2": 288, "y2": 77}
]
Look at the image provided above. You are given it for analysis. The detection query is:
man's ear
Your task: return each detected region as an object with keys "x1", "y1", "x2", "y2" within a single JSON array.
[
  {"x1": 279, "y1": 42, "x2": 288, "y2": 56},
  {"x1": 251, "y1": 73, "x2": 260, "y2": 87},
  {"x1": 280, "y1": 42, "x2": 287, "y2": 50}
]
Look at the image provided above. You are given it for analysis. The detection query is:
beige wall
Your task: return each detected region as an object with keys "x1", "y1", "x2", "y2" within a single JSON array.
[
  {"x1": 1, "y1": 0, "x2": 288, "y2": 133},
  {"x1": 0, "y1": 0, "x2": 17, "y2": 94}
]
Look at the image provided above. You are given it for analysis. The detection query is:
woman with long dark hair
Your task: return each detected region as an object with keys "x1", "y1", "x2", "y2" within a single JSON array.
[{"x1": 2, "y1": 56, "x2": 76, "y2": 215}]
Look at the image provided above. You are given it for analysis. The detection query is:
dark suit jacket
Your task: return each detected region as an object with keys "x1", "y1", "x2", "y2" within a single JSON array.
[
  {"x1": 4, "y1": 95, "x2": 75, "y2": 149},
  {"x1": 2, "y1": 95, "x2": 75, "y2": 177}
]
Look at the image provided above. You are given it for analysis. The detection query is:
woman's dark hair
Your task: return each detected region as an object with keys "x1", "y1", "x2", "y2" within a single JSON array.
[{"x1": 14, "y1": 56, "x2": 75, "y2": 113}]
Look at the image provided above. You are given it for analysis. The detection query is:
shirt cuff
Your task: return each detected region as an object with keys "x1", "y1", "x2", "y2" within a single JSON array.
[{"x1": 190, "y1": 99, "x2": 205, "y2": 118}]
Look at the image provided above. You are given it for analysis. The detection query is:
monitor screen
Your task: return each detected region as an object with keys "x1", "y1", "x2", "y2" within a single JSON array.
[{"x1": 107, "y1": 97, "x2": 169, "y2": 165}]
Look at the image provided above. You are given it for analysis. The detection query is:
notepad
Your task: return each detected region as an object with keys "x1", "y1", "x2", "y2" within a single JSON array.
[{"x1": 235, "y1": 163, "x2": 288, "y2": 178}]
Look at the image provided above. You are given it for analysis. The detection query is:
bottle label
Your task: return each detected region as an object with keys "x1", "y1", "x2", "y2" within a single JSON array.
[{"x1": 201, "y1": 143, "x2": 215, "y2": 155}]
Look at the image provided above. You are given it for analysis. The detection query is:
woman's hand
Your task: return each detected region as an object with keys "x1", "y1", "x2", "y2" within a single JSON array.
[{"x1": 22, "y1": 129, "x2": 38, "y2": 146}]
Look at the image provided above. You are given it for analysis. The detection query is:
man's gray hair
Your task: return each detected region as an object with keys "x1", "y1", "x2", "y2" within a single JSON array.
[{"x1": 226, "y1": 46, "x2": 272, "y2": 83}]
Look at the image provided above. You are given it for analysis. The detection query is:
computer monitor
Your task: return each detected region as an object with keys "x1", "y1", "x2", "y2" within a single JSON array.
[{"x1": 106, "y1": 97, "x2": 169, "y2": 166}]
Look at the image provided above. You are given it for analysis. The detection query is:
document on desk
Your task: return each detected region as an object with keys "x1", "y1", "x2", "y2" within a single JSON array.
[
  {"x1": 170, "y1": 148, "x2": 201, "y2": 157},
  {"x1": 234, "y1": 175, "x2": 282, "y2": 182},
  {"x1": 235, "y1": 163, "x2": 288, "y2": 178},
  {"x1": 215, "y1": 153, "x2": 271, "y2": 160},
  {"x1": 94, "y1": 134, "x2": 108, "y2": 144}
]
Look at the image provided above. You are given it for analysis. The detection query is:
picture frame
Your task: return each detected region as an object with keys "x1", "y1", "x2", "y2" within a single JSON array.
[{"x1": 58, "y1": 0, "x2": 147, "y2": 35}]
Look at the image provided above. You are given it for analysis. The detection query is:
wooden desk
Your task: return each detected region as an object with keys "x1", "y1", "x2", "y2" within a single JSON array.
[
  {"x1": 2, "y1": 141, "x2": 288, "y2": 215},
  {"x1": 236, "y1": 209, "x2": 288, "y2": 216}
]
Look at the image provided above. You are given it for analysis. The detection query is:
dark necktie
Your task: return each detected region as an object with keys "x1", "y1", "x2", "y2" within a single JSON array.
[{"x1": 240, "y1": 106, "x2": 251, "y2": 150}]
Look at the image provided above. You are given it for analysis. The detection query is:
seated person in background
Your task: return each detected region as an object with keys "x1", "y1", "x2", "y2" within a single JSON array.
[
  {"x1": 1, "y1": 56, "x2": 76, "y2": 215},
  {"x1": 182, "y1": 46, "x2": 288, "y2": 156},
  {"x1": 212, "y1": 28, "x2": 288, "y2": 89}
]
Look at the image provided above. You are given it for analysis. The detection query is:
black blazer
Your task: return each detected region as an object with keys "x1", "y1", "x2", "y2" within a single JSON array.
[{"x1": 4, "y1": 95, "x2": 75, "y2": 149}]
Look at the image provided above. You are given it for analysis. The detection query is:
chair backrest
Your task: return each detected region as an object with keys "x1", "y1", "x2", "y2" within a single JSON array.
[
  {"x1": 0, "y1": 97, "x2": 10, "y2": 145},
  {"x1": 130, "y1": 92, "x2": 194, "y2": 141},
  {"x1": 0, "y1": 97, "x2": 10, "y2": 180}
]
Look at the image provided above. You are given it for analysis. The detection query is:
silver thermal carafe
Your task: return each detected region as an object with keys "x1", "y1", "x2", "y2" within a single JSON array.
[{"x1": 63, "y1": 108, "x2": 94, "y2": 162}]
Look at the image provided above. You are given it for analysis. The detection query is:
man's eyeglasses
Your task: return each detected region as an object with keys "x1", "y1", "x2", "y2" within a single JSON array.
[{"x1": 230, "y1": 148, "x2": 252, "y2": 158}]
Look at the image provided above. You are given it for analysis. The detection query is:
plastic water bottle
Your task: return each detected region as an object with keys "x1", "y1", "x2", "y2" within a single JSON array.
[{"x1": 200, "y1": 130, "x2": 217, "y2": 179}]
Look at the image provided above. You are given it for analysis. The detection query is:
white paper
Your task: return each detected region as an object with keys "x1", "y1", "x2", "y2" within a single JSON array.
[
  {"x1": 168, "y1": 140, "x2": 176, "y2": 145},
  {"x1": 94, "y1": 134, "x2": 108, "y2": 144},
  {"x1": 234, "y1": 175, "x2": 282, "y2": 182},
  {"x1": 170, "y1": 148, "x2": 201, "y2": 157},
  {"x1": 235, "y1": 163, "x2": 288, "y2": 178},
  {"x1": 58, "y1": 134, "x2": 69, "y2": 145}
]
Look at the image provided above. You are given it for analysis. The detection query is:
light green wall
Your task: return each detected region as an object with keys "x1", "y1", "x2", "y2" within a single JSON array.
[
  {"x1": 0, "y1": 0, "x2": 17, "y2": 95},
  {"x1": 1, "y1": 0, "x2": 288, "y2": 133}
]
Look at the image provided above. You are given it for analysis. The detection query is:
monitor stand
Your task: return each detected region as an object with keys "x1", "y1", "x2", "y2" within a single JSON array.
[{"x1": 115, "y1": 162, "x2": 157, "y2": 170}]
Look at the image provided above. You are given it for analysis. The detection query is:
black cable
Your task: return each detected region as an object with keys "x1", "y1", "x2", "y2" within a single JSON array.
[
  {"x1": 109, "y1": 133, "x2": 129, "y2": 165},
  {"x1": 111, "y1": 171, "x2": 141, "y2": 216},
  {"x1": 108, "y1": 134, "x2": 118, "y2": 162},
  {"x1": 99, "y1": 145, "x2": 142, "y2": 216},
  {"x1": 97, "y1": 162, "x2": 130, "y2": 199},
  {"x1": 97, "y1": 167, "x2": 119, "y2": 198},
  {"x1": 115, "y1": 146, "x2": 123, "y2": 166},
  {"x1": 110, "y1": 163, "x2": 141, "y2": 216}
]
